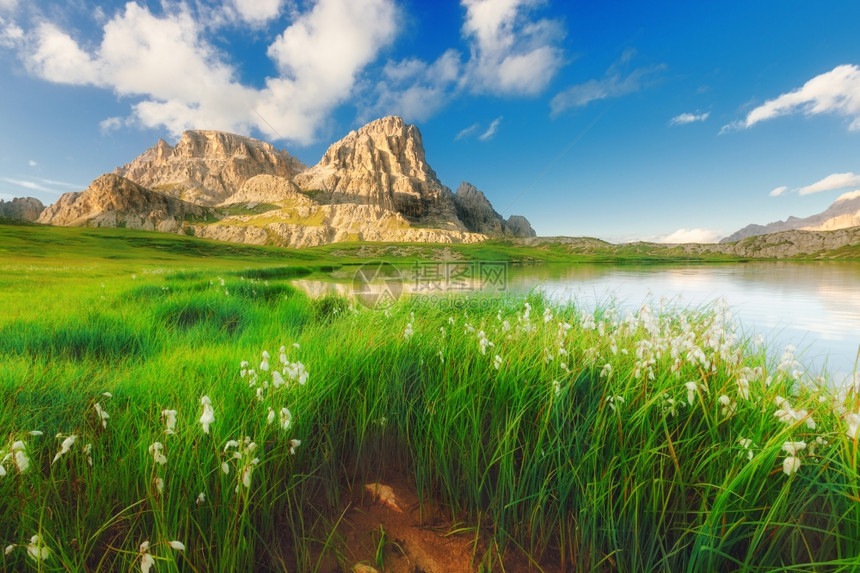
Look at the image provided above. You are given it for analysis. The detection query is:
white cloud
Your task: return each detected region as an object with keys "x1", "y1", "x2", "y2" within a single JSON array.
[
  {"x1": 27, "y1": 159, "x2": 36, "y2": 167},
  {"x1": 668, "y1": 111, "x2": 709, "y2": 126},
  {"x1": 99, "y1": 116, "x2": 125, "y2": 133},
  {"x1": 798, "y1": 172, "x2": 860, "y2": 195},
  {"x1": 460, "y1": 0, "x2": 564, "y2": 96},
  {"x1": 725, "y1": 64, "x2": 860, "y2": 132},
  {"x1": 366, "y1": 50, "x2": 461, "y2": 122},
  {"x1": 20, "y1": 0, "x2": 399, "y2": 145},
  {"x1": 455, "y1": 123, "x2": 479, "y2": 141},
  {"x1": 658, "y1": 228, "x2": 722, "y2": 244},
  {"x1": 478, "y1": 116, "x2": 502, "y2": 140},
  {"x1": 231, "y1": 0, "x2": 284, "y2": 24},
  {"x1": 551, "y1": 51, "x2": 665, "y2": 116},
  {"x1": 0, "y1": 0, "x2": 17, "y2": 13},
  {"x1": 0, "y1": 16, "x2": 22, "y2": 48},
  {"x1": 836, "y1": 189, "x2": 860, "y2": 202},
  {"x1": 768, "y1": 185, "x2": 787, "y2": 197},
  {"x1": 1, "y1": 177, "x2": 53, "y2": 193}
]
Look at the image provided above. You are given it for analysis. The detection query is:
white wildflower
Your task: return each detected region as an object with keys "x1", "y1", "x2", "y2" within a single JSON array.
[
  {"x1": 552, "y1": 380, "x2": 561, "y2": 397},
  {"x1": 161, "y1": 409, "x2": 177, "y2": 435},
  {"x1": 289, "y1": 439, "x2": 301, "y2": 455},
  {"x1": 196, "y1": 492, "x2": 205, "y2": 505},
  {"x1": 94, "y1": 402, "x2": 110, "y2": 429},
  {"x1": 4, "y1": 544, "x2": 13, "y2": 555},
  {"x1": 139, "y1": 541, "x2": 154, "y2": 573},
  {"x1": 846, "y1": 413, "x2": 860, "y2": 440},
  {"x1": 199, "y1": 396, "x2": 214, "y2": 434},
  {"x1": 154, "y1": 477, "x2": 164, "y2": 493},
  {"x1": 404, "y1": 322, "x2": 414, "y2": 340},
  {"x1": 493, "y1": 355, "x2": 502, "y2": 370},
  {"x1": 52, "y1": 434, "x2": 77, "y2": 465},
  {"x1": 83, "y1": 443, "x2": 93, "y2": 466},
  {"x1": 782, "y1": 441, "x2": 807, "y2": 456},
  {"x1": 26, "y1": 534, "x2": 50, "y2": 562},
  {"x1": 266, "y1": 408, "x2": 275, "y2": 425},
  {"x1": 12, "y1": 440, "x2": 29, "y2": 473},
  {"x1": 149, "y1": 442, "x2": 167, "y2": 465},
  {"x1": 608, "y1": 395, "x2": 624, "y2": 412},
  {"x1": 168, "y1": 540, "x2": 185, "y2": 551},
  {"x1": 685, "y1": 381, "x2": 698, "y2": 406},
  {"x1": 279, "y1": 407, "x2": 292, "y2": 430},
  {"x1": 783, "y1": 456, "x2": 801, "y2": 476}
]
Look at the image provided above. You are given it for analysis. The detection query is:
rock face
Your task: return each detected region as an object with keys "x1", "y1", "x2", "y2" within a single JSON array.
[
  {"x1": 453, "y1": 182, "x2": 536, "y2": 237},
  {"x1": 195, "y1": 203, "x2": 485, "y2": 249},
  {"x1": 721, "y1": 190, "x2": 860, "y2": 243},
  {"x1": 294, "y1": 116, "x2": 465, "y2": 230},
  {"x1": 0, "y1": 197, "x2": 45, "y2": 221},
  {"x1": 115, "y1": 130, "x2": 307, "y2": 206},
  {"x1": 38, "y1": 174, "x2": 208, "y2": 232},
  {"x1": 224, "y1": 174, "x2": 313, "y2": 207}
]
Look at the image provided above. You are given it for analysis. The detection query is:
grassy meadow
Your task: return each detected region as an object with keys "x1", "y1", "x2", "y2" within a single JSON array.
[{"x1": 1, "y1": 221, "x2": 860, "y2": 571}]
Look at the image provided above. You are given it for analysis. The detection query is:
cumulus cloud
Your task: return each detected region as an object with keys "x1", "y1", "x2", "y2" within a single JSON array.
[
  {"x1": 478, "y1": 116, "x2": 502, "y2": 140},
  {"x1": 20, "y1": 0, "x2": 398, "y2": 145},
  {"x1": 0, "y1": 16, "x2": 22, "y2": 48},
  {"x1": 768, "y1": 185, "x2": 787, "y2": 197},
  {"x1": 230, "y1": 0, "x2": 284, "y2": 24},
  {"x1": 460, "y1": 0, "x2": 564, "y2": 96},
  {"x1": 668, "y1": 111, "x2": 709, "y2": 126},
  {"x1": 369, "y1": 0, "x2": 564, "y2": 122},
  {"x1": 551, "y1": 50, "x2": 665, "y2": 116},
  {"x1": 797, "y1": 172, "x2": 860, "y2": 195},
  {"x1": 658, "y1": 228, "x2": 722, "y2": 244},
  {"x1": 723, "y1": 64, "x2": 860, "y2": 132},
  {"x1": 0, "y1": 0, "x2": 17, "y2": 13},
  {"x1": 365, "y1": 50, "x2": 461, "y2": 122}
]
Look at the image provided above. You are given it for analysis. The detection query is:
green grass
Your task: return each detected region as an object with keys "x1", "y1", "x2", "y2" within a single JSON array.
[{"x1": 1, "y1": 221, "x2": 859, "y2": 571}]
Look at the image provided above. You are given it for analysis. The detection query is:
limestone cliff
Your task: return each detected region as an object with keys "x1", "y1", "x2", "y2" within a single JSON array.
[
  {"x1": 293, "y1": 116, "x2": 465, "y2": 230},
  {"x1": 0, "y1": 197, "x2": 45, "y2": 221},
  {"x1": 37, "y1": 174, "x2": 208, "y2": 232},
  {"x1": 453, "y1": 182, "x2": 536, "y2": 237},
  {"x1": 721, "y1": 190, "x2": 860, "y2": 243},
  {"x1": 115, "y1": 130, "x2": 307, "y2": 206}
]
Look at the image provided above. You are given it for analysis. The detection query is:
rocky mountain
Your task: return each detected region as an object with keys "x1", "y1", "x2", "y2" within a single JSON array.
[
  {"x1": 293, "y1": 116, "x2": 465, "y2": 230},
  {"x1": 721, "y1": 190, "x2": 860, "y2": 243},
  {"x1": 0, "y1": 197, "x2": 45, "y2": 221},
  {"x1": 38, "y1": 174, "x2": 208, "y2": 232},
  {"x1": 115, "y1": 130, "x2": 307, "y2": 206},
  {"x1": 453, "y1": 182, "x2": 536, "y2": 237},
  {"x1": 35, "y1": 117, "x2": 536, "y2": 248}
]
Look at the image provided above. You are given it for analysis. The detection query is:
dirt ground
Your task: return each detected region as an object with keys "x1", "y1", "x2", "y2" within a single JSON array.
[{"x1": 310, "y1": 472, "x2": 558, "y2": 573}]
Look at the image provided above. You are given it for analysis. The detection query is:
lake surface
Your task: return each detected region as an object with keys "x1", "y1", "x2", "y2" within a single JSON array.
[{"x1": 294, "y1": 262, "x2": 860, "y2": 383}]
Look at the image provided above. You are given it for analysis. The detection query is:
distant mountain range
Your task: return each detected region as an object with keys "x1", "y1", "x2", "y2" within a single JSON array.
[
  {"x1": 721, "y1": 191, "x2": 860, "y2": 243},
  {"x1": 26, "y1": 116, "x2": 536, "y2": 248}
]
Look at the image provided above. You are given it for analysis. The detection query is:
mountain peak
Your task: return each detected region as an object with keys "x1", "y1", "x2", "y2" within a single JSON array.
[
  {"x1": 115, "y1": 130, "x2": 307, "y2": 205},
  {"x1": 294, "y1": 117, "x2": 464, "y2": 230}
]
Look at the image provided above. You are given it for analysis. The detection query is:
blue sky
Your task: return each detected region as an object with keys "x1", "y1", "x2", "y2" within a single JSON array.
[{"x1": 1, "y1": 0, "x2": 859, "y2": 242}]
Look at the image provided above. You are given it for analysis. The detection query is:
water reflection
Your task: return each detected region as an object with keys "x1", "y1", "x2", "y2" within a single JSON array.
[{"x1": 294, "y1": 262, "x2": 860, "y2": 380}]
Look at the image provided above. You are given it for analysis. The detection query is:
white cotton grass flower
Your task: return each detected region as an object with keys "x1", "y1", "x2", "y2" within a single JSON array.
[
  {"x1": 718, "y1": 395, "x2": 737, "y2": 416},
  {"x1": 196, "y1": 492, "x2": 206, "y2": 505},
  {"x1": 783, "y1": 456, "x2": 801, "y2": 476},
  {"x1": 52, "y1": 434, "x2": 78, "y2": 465},
  {"x1": 781, "y1": 441, "x2": 807, "y2": 456},
  {"x1": 845, "y1": 413, "x2": 860, "y2": 440},
  {"x1": 148, "y1": 442, "x2": 167, "y2": 465},
  {"x1": 168, "y1": 540, "x2": 185, "y2": 551},
  {"x1": 26, "y1": 534, "x2": 50, "y2": 562},
  {"x1": 272, "y1": 370, "x2": 285, "y2": 388},
  {"x1": 493, "y1": 355, "x2": 503, "y2": 370},
  {"x1": 83, "y1": 443, "x2": 93, "y2": 466},
  {"x1": 552, "y1": 380, "x2": 561, "y2": 397},
  {"x1": 94, "y1": 402, "x2": 110, "y2": 429},
  {"x1": 12, "y1": 440, "x2": 30, "y2": 473},
  {"x1": 139, "y1": 541, "x2": 154, "y2": 573},
  {"x1": 28, "y1": 430, "x2": 43, "y2": 436},
  {"x1": 161, "y1": 409, "x2": 177, "y2": 435},
  {"x1": 154, "y1": 477, "x2": 164, "y2": 493},
  {"x1": 684, "y1": 381, "x2": 698, "y2": 406},
  {"x1": 608, "y1": 395, "x2": 624, "y2": 412},
  {"x1": 266, "y1": 407, "x2": 276, "y2": 425},
  {"x1": 199, "y1": 396, "x2": 214, "y2": 434},
  {"x1": 4, "y1": 544, "x2": 14, "y2": 555},
  {"x1": 289, "y1": 439, "x2": 301, "y2": 455},
  {"x1": 404, "y1": 322, "x2": 414, "y2": 340},
  {"x1": 279, "y1": 408, "x2": 292, "y2": 431}
]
